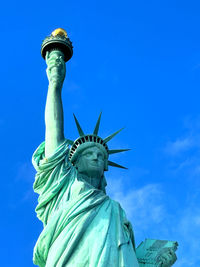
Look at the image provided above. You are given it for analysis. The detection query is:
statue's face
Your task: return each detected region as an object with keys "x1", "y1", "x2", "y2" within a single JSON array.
[{"x1": 75, "y1": 146, "x2": 106, "y2": 178}]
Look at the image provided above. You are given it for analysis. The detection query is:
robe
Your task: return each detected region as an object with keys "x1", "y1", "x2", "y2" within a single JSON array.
[{"x1": 32, "y1": 140, "x2": 139, "y2": 267}]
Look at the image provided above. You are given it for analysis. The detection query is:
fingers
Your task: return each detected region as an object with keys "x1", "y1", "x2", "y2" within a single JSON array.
[
  {"x1": 47, "y1": 50, "x2": 64, "y2": 60},
  {"x1": 48, "y1": 59, "x2": 62, "y2": 68},
  {"x1": 46, "y1": 55, "x2": 65, "y2": 69},
  {"x1": 157, "y1": 261, "x2": 163, "y2": 267},
  {"x1": 167, "y1": 248, "x2": 177, "y2": 264},
  {"x1": 158, "y1": 250, "x2": 177, "y2": 267},
  {"x1": 45, "y1": 51, "x2": 50, "y2": 61},
  {"x1": 161, "y1": 254, "x2": 168, "y2": 265},
  {"x1": 45, "y1": 50, "x2": 66, "y2": 85},
  {"x1": 61, "y1": 56, "x2": 66, "y2": 69},
  {"x1": 47, "y1": 64, "x2": 64, "y2": 76}
]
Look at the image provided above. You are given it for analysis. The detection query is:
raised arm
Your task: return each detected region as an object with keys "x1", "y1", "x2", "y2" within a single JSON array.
[{"x1": 44, "y1": 50, "x2": 66, "y2": 157}]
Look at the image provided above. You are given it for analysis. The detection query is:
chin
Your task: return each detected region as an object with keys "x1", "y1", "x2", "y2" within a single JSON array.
[{"x1": 87, "y1": 168, "x2": 104, "y2": 178}]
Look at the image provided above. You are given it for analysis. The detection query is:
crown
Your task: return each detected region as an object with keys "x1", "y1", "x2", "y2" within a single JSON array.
[
  {"x1": 68, "y1": 113, "x2": 130, "y2": 169},
  {"x1": 41, "y1": 28, "x2": 73, "y2": 62}
]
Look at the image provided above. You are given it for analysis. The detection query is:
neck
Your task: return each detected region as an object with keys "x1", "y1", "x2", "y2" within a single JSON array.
[{"x1": 78, "y1": 173, "x2": 102, "y2": 189}]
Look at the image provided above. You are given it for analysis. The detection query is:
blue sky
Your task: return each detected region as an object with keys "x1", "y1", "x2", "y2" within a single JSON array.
[{"x1": 1, "y1": 0, "x2": 200, "y2": 266}]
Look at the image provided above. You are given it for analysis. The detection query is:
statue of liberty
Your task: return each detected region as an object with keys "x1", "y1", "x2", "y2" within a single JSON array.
[{"x1": 32, "y1": 29, "x2": 178, "y2": 267}]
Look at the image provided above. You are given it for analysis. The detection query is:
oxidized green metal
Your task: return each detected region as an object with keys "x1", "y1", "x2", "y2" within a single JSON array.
[
  {"x1": 41, "y1": 28, "x2": 73, "y2": 62},
  {"x1": 32, "y1": 28, "x2": 178, "y2": 267},
  {"x1": 136, "y1": 239, "x2": 178, "y2": 267}
]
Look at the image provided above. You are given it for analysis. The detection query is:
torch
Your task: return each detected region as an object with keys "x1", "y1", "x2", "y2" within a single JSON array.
[{"x1": 41, "y1": 28, "x2": 73, "y2": 62}]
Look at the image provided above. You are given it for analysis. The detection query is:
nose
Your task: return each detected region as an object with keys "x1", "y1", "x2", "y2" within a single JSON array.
[{"x1": 92, "y1": 153, "x2": 98, "y2": 161}]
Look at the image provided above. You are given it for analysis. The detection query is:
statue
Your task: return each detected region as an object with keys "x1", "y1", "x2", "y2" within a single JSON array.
[{"x1": 32, "y1": 28, "x2": 178, "y2": 267}]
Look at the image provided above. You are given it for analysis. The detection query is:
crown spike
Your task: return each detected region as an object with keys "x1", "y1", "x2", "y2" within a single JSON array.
[
  {"x1": 93, "y1": 112, "x2": 102, "y2": 136},
  {"x1": 108, "y1": 149, "x2": 131, "y2": 155},
  {"x1": 103, "y1": 128, "x2": 124, "y2": 143},
  {"x1": 73, "y1": 114, "x2": 85, "y2": 136},
  {"x1": 108, "y1": 160, "x2": 128, "y2": 169}
]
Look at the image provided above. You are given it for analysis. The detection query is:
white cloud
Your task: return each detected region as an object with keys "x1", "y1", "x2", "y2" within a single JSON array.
[
  {"x1": 164, "y1": 136, "x2": 194, "y2": 156},
  {"x1": 15, "y1": 162, "x2": 35, "y2": 183},
  {"x1": 106, "y1": 176, "x2": 167, "y2": 241},
  {"x1": 11, "y1": 162, "x2": 36, "y2": 206},
  {"x1": 163, "y1": 116, "x2": 200, "y2": 158},
  {"x1": 163, "y1": 117, "x2": 200, "y2": 183},
  {"x1": 65, "y1": 81, "x2": 80, "y2": 93},
  {"x1": 174, "y1": 203, "x2": 200, "y2": 266},
  {"x1": 161, "y1": 116, "x2": 200, "y2": 266}
]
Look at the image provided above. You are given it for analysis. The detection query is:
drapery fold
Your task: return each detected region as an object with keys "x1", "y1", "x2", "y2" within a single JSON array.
[{"x1": 32, "y1": 141, "x2": 139, "y2": 267}]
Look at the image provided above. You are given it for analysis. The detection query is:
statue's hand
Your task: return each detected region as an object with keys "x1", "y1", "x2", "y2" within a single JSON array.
[
  {"x1": 46, "y1": 50, "x2": 66, "y2": 88},
  {"x1": 156, "y1": 248, "x2": 177, "y2": 267}
]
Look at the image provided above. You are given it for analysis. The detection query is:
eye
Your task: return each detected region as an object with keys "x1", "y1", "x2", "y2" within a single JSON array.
[
  {"x1": 98, "y1": 153, "x2": 104, "y2": 160},
  {"x1": 83, "y1": 152, "x2": 92, "y2": 157}
]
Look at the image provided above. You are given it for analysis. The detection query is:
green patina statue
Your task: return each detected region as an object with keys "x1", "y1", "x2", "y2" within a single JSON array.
[{"x1": 32, "y1": 29, "x2": 178, "y2": 267}]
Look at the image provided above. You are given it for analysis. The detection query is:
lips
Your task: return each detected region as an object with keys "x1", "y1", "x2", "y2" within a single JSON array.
[
  {"x1": 90, "y1": 162, "x2": 99, "y2": 166},
  {"x1": 89, "y1": 162, "x2": 102, "y2": 167}
]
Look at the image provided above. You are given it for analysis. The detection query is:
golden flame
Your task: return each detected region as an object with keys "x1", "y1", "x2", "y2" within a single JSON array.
[{"x1": 51, "y1": 28, "x2": 68, "y2": 38}]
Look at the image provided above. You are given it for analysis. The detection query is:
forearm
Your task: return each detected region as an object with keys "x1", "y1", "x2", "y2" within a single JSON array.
[{"x1": 45, "y1": 84, "x2": 65, "y2": 157}]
